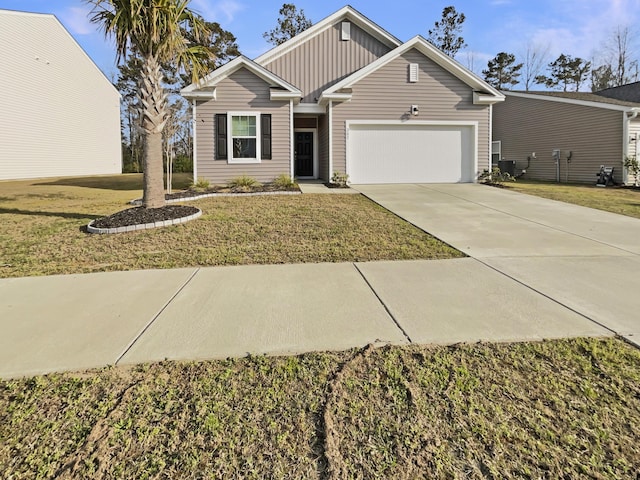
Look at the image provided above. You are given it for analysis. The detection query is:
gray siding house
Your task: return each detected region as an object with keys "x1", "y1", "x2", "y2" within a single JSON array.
[
  {"x1": 181, "y1": 6, "x2": 504, "y2": 185},
  {"x1": 493, "y1": 91, "x2": 640, "y2": 185},
  {"x1": 0, "y1": 9, "x2": 121, "y2": 181}
]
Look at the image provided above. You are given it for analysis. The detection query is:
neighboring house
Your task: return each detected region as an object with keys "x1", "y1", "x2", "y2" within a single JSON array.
[
  {"x1": 181, "y1": 6, "x2": 504, "y2": 185},
  {"x1": 492, "y1": 91, "x2": 640, "y2": 185},
  {"x1": 595, "y1": 81, "x2": 640, "y2": 103},
  {"x1": 0, "y1": 9, "x2": 121, "y2": 181}
]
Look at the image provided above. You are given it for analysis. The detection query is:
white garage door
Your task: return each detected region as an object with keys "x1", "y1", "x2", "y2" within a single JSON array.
[{"x1": 347, "y1": 123, "x2": 475, "y2": 184}]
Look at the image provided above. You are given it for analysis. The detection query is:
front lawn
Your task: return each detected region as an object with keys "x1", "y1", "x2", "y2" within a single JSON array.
[
  {"x1": 0, "y1": 174, "x2": 462, "y2": 278},
  {"x1": 506, "y1": 180, "x2": 640, "y2": 219},
  {"x1": 1, "y1": 338, "x2": 639, "y2": 478}
]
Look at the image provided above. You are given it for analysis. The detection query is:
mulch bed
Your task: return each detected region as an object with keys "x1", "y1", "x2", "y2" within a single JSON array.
[
  {"x1": 166, "y1": 184, "x2": 299, "y2": 200},
  {"x1": 92, "y1": 205, "x2": 200, "y2": 229}
]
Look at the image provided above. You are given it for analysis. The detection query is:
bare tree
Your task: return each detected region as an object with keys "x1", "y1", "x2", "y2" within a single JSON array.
[
  {"x1": 593, "y1": 26, "x2": 639, "y2": 89},
  {"x1": 520, "y1": 41, "x2": 550, "y2": 91}
]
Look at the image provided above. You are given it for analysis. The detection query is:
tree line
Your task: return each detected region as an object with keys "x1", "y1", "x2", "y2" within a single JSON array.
[{"x1": 424, "y1": 6, "x2": 639, "y2": 92}]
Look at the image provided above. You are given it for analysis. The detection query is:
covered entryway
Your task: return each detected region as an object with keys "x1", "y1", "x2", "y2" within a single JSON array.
[{"x1": 346, "y1": 122, "x2": 476, "y2": 184}]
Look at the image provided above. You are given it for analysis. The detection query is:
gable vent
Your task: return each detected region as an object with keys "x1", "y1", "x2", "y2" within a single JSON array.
[
  {"x1": 341, "y1": 21, "x2": 351, "y2": 41},
  {"x1": 409, "y1": 63, "x2": 419, "y2": 83}
]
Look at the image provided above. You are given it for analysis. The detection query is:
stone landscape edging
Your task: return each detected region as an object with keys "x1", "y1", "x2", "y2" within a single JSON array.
[
  {"x1": 87, "y1": 208, "x2": 203, "y2": 234},
  {"x1": 129, "y1": 190, "x2": 302, "y2": 206}
]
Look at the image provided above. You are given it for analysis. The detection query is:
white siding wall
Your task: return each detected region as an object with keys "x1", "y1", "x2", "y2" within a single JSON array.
[{"x1": 0, "y1": 11, "x2": 121, "y2": 181}]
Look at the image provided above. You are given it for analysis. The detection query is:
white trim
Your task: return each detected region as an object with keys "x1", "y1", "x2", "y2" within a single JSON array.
[
  {"x1": 321, "y1": 36, "x2": 503, "y2": 104},
  {"x1": 182, "y1": 90, "x2": 216, "y2": 100},
  {"x1": 270, "y1": 90, "x2": 301, "y2": 101},
  {"x1": 328, "y1": 101, "x2": 334, "y2": 180},
  {"x1": 227, "y1": 111, "x2": 261, "y2": 164},
  {"x1": 294, "y1": 128, "x2": 319, "y2": 179},
  {"x1": 290, "y1": 100, "x2": 295, "y2": 179},
  {"x1": 293, "y1": 103, "x2": 327, "y2": 114},
  {"x1": 623, "y1": 111, "x2": 630, "y2": 184},
  {"x1": 320, "y1": 92, "x2": 353, "y2": 104},
  {"x1": 181, "y1": 55, "x2": 301, "y2": 98},
  {"x1": 474, "y1": 91, "x2": 503, "y2": 105},
  {"x1": 192, "y1": 100, "x2": 198, "y2": 182},
  {"x1": 345, "y1": 120, "x2": 479, "y2": 183},
  {"x1": 254, "y1": 6, "x2": 401, "y2": 67},
  {"x1": 504, "y1": 91, "x2": 640, "y2": 113},
  {"x1": 489, "y1": 105, "x2": 494, "y2": 169}
]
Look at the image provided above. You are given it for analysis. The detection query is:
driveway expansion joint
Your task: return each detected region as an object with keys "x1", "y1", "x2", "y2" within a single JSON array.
[
  {"x1": 473, "y1": 258, "x2": 620, "y2": 338},
  {"x1": 115, "y1": 268, "x2": 201, "y2": 365},
  {"x1": 353, "y1": 263, "x2": 413, "y2": 343}
]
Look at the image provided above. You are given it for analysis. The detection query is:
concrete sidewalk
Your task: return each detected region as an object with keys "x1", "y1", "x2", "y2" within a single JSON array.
[{"x1": 0, "y1": 259, "x2": 608, "y2": 378}]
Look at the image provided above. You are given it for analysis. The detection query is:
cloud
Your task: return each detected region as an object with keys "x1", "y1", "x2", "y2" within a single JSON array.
[
  {"x1": 58, "y1": 6, "x2": 94, "y2": 35},
  {"x1": 489, "y1": 0, "x2": 512, "y2": 6},
  {"x1": 190, "y1": 0, "x2": 244, "y2": 23}
]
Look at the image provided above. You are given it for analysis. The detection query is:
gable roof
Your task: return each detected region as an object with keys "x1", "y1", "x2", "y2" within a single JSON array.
[
  {"x1": 181, "y1": 55, "x2": 302, "y2": 100},
  {"x1": 505, "y1": 91, "x2": 640, "y2": 111},
  {"x1": 320, "y1": 35, "x2": 504, "y2": 104},
  {"x1": 594, "y1": 81, "x2": 640, "y2": 103},
  {"x1": 254, "y1": 5, "x2": 401, "y2": 67}
]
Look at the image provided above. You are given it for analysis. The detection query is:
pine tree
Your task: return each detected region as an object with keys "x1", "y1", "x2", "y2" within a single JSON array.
[
  {"x1": 427, "y1": 6, "x2": 467, "y2": 57},
  {"x1": 482, "y1": 52, "x2": 523, "y2": 90}
]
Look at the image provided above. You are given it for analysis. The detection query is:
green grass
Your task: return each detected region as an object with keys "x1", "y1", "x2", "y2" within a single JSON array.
[
  {"x1": 506, "y1": 180, "x2": 640, "y2": 219},
  {"x1": 0, "y1": 174, "x2": 462, "y2": 278},
  {"x1": 1, "y1": 338, "x2": 639, "y2": 479}
]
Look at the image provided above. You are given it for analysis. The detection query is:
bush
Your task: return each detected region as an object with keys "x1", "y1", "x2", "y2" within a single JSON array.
[
  {"x1": 190, "y1": 177, "x2": 211, "y2": 191},
  {"x1": 330, "y1": 171, "x2": 349, "y2": 187},
  {"x1": 479, "y1": 166, "x2": 515, "y2": 186},
  {"x1": 624, "y1": 155, "x2": 640, "y2": 187},
  {"x1": 228, "y1": 175, "x2": 262, "y2": 191},
  {"x1": 273, "y1": 174, "x2": 297, "y2": 189}
]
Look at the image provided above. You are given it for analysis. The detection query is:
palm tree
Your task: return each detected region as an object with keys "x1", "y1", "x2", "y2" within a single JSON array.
[{"x1": 89, "y1": 0, "x2": 211, "y2": 208}]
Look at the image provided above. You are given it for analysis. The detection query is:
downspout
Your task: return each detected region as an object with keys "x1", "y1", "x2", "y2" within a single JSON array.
[
  {"x1": 624, "y1": 109, "x2": 639, "y2": 185},
  {"x1": 328, "y1": 100, "x2": 333, "y2": 180},
  {"x1": 191, "y1": 99, "x2": 197, "y2": 183},
  {"x1": 487, "y1": 104, "x2": 493, "y2": 182},
  {"x1": 290, "y1": 99, "x2": 294, "y2": 179}
]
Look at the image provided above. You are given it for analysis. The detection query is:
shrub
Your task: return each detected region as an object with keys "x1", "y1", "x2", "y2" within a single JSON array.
[
  {"x1": 190, "y1": 177, "x2": 211, "y2": 191},
  {"x1": 624, "y1": 155, "x2": 640, "y2": 187},
  {"x1": 479, "y1": 166, "x2": 515, "y2": 186},
  {"x1": 330, "y1": 171, "x2": 349, "y2": 187},
  {"x1": 273, "y1": 174, "x2": 297, "y2": 189},
  {"x1": 228, "y1": 175, "x2": 262, "y2": 190}
]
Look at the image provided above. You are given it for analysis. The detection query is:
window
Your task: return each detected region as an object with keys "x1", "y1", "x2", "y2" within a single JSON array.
[
  {"x1": 491, "y1": 140, "x2": 501, "y2": 166},
  {"x1": 230, "y1": 114, "x2": 258, "y2": 162},
  {"x1": 215, "y1": 112, "x2": 272, "y2": 163}
]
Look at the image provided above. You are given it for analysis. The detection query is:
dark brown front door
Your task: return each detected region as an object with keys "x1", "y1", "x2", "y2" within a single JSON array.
[{"x1": 295, "y1": 131, "x2": 314, "y2": 177}]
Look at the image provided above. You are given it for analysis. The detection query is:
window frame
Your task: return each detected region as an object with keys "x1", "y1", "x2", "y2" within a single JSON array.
[
  {"x1": 491, "y1": 140, "x2": 501, "y2": 167},
  {"x1": 227, "y1": 111, "x2": 261, "y2": 164}
]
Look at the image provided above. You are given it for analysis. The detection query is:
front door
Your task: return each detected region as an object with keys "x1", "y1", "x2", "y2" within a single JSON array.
[{"x1": 295, "y1": 131, "x2": 314, "y2": 177}]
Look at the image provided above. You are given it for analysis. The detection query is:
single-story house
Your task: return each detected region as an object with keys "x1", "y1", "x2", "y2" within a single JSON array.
[
  {"x1": 181, "y1": 6, "x2": 504, "y2": 185},
  {"x1": 492, "y1": 91, "x2": 640, "y2": 185},
  {"x1": 0, "y1": 9, "x2": 121, "y2": 181}
]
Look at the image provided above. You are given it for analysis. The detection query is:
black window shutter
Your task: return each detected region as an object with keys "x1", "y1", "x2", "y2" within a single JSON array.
[
  {"x1": 215, "y1": 114, "x2": 227, "y2": 160},
  {"x1": 261, "y1": 114, "x2": 272, "y2": 160}
]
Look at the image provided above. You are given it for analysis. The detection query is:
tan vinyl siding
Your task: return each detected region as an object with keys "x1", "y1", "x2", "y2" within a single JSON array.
[
  {"x1": 318, "y1": 111, "x2": 330, "y2": 180},
  {"x1": 493, "y1": 95, "x2": 624, "y2": 184},
  {"x1": 332, "y1": 49, "x2": 491, "y2": 176},
  {"x1": 0, "y1": 11, "x2": 121, "y2": 180},
  {"x1": 264, "y1": 22, "x2": 392, "y2": 103},
  {"x1": 195, "y1": 68, "x2": 291, "y2": 184}
]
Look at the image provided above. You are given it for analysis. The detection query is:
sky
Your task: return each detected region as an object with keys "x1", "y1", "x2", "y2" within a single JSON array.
[{"x1": 2, "y1": 0, "x2": 640, "y2": 88}]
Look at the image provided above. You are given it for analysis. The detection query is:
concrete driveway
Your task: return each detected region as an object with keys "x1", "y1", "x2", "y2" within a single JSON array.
[{"x1": 355, "y1": 183, "x2": 640, "y2": 346}]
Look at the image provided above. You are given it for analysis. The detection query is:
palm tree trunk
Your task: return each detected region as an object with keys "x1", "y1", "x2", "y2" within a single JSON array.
[{"x1": 140, "y1": 55, "x2": 168, "y2": 208}]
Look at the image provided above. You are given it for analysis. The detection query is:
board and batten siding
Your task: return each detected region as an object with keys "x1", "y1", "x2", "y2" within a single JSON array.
[
  {"x1": 195, "y1": 68, "x2": 291, "y2": 184},
  {"x1": 0, "y1": 10, "x2": 121, "y2": 181},
  {"x1": 331, "y1": 49, "x2": 491, "y2": 176},
  {"x1": 263, "y1": 22, "x2": 392, "y2": 103},
  {"x1": 493, "y1": 95, "x2": 624, "y2": 184}
]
